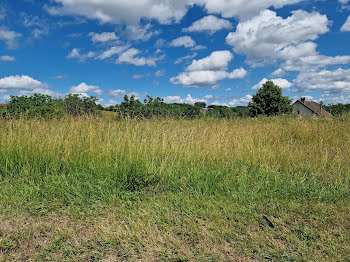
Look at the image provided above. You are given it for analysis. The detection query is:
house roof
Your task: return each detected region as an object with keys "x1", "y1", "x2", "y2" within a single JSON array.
[
  {"x1": 295, "y1": 100, "x2": 332, "y2": 117},
  {"x1": 0, "y1": 103, "x2": 7, "y2": 107}
]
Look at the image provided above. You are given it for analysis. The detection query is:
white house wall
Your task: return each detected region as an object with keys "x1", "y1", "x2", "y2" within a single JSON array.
[{"x1": 293, "y1": 102, "x2": 315, "y2": 116}]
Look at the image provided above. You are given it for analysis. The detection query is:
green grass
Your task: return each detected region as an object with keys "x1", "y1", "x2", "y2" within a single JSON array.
[{"x1": 0, "y1": 116, "x2": 349, "y2": 261}]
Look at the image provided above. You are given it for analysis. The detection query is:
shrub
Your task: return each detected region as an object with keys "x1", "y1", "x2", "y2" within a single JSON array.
[{"x1": 63, "y1": 94, "x2": 100, "y2": 116}]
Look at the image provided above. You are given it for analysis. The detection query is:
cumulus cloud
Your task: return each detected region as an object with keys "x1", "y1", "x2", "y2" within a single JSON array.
[
  {"x1": 170, "y1": 68, "x2": 247, "y2": 88},
  {"x1": 294, "y1": 68, "x2": 350, "y2": 93},
  {"x1": 170, "y1": 71, "x2": 229, "y2": 87},
  {"x1": 186, "y1": 51, "x2": 233, "y2": 71},
  {"x1": 252, "y1": 78, "x2": 292, "y2": 90},
  {"x1": 97, "y1": 45, "x2": 129, "y2": 60},
  {"x1": 0, "y1": 75, "x2": 48, "y2": 90},
  {"x1": 170, "y1": 36, "x2": 196, "y2": 48},
  {"x1": 183, "y1": 15, "x2": 233, "y2": 34},
  {"x1": 69, "y1": 82, "x2": 102, "y2": 95},
  {"x1": 116, "y1": 48, "x2": 161, "y2": 66},
  {"x1": 163, "y1": 94, "x2": 206, "y2": 104},
  {"x1": 0, "y1": 26, "x2": 21, "y2": 49},
  {"x1": 283, "y1": 52, "x2": 350, "y2": 71},
  {"x1": 226, "y1": 10, "x2": 329, "y2": 65},
  {"x1": 228, "y1": 94, "x2": 253, "y2": 107},
  {"x1": 192, "y1": 45, "x2": 206, "y2": 51},
  {"x1": 108, "y1": 89, "x2": 145, "y2": 100},
  {"x1": 319, "y1": 92, "x2": 350, "y2": 105},
  {"x1": 123, "y1": 24, "x2": 159, "y2": 41},
  {"x1": 270, "y1": 68, "x2": 286, "y2": 77},
  {"x1": 0, "y1": 55, "x2": 15, "y2": 62},
  {"x1": 46, "y1": 0, "x2": 303, "y2": 25},
  {"x1": 46, "y1": 0, "x2": 196, "y2": 25},
  {"x1": 89, "y1": 32, "x2": 118, "y2": 43},
  {"x1": 228, "y1": 68, "x2": 248, "y2": 79},
  {"x1": 67, "y1": 48, "x2": 95, "y2": 62},
  {"x1": 203, "y1": 0, "x2": 303, "y2": 20},
  {"x1": 341, "y1": 16, "x2": 350, "y2": 32}
]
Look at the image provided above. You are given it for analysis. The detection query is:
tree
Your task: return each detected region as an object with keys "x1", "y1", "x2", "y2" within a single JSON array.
[
  {"x1": 63, "y1": 94, "x2": 99, "y2": 116},
  {"x1": 194, "y1": 102, "x2": 207, "y2": 109},
  {"x1": 248, "y1": 80, "x2": 292, "y2": 117}
]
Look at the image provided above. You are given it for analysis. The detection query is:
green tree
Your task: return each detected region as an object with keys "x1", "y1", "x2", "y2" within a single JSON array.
[
  {"x1": 5, "y1": 94, "x2": 64, "y2": 119},
  {"x1": 63, "y1": 94, "x2": 99, "y2": 116},
  {"x1": 248, "y1": 80, "x2": 292, "y2": 117}
]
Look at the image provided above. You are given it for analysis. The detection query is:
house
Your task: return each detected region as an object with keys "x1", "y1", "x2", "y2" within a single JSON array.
[
  {"x1": 0, "y1": 103, "x2": 7, "y2": 108},
  {"x1": 293, "y1": 98, "x2": 332, "y2": 117}
]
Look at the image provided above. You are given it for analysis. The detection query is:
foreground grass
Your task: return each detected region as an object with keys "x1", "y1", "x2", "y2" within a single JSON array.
[{"x1": 0, "y1": 116, "x2": 349, "y2": 261}]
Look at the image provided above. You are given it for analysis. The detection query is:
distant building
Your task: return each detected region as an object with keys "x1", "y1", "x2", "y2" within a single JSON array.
[
  {"x1": 0, "y1": 103, "x2": 7, "y2": 108},
  {"x1": 293, "y1": 98, "x2": 332, "y2": 117}
]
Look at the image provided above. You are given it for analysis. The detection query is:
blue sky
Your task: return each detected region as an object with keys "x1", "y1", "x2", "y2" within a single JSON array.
[{"x1": 1, "y1": 0, "x2": 350, "y2": 106}]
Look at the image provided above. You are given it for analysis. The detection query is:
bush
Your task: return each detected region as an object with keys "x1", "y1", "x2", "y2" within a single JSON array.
[
  {"x1": 63, "y1": 94, "x2": 99, "y2": 116},
  {"x1": 4, "y1": 94, "x2": 63, "y2": 119},
  {"x1": 1, "y1": 94, "x2": 100, "y2": 119}
]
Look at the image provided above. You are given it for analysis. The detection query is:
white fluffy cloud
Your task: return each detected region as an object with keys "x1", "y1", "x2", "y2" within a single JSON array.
[
  {"x1": 170, "y1": 68, "x2": 247, "y2": 87},
  {"x1": 203, "y1": 0, "x2": 303, "y2": 20},
  {"x1": 226, "y1": 10, "x2": 329, "y2": 65},
  {"x1": 97, "y1": 45, "x2": 130, "y2": 60},
  {"x1": 0, "y1": 55, "x2": 15, "y2": 62},
  {"x1": 229, "y1": 68, "x2": 248, "y2": 79},
  {"x1": 283, "y1": 53, "x2": 350, "y2": 71},
  {"x1": 163, "y1": 94, "x2": 206, "y2": 104},
  {"x1": 124, "y1": 24, "x2": 159, "y2": 41},
  {"x1": 252, "y1": 78, "x2": 292, "y2": 90},
  {"x1": 341, "y1": 16, "x2": 350, "y2": 32},
  {"x1": 67, "y1": 48, "x2": 95, "y2": 62},
  {"x1": 171, "y1": 71, "x2": 229, "y2": 87},
  {"x1": 228, "y1": 94, "x2": 252, "y2": 107},
  {"x1": 183, "y1": 15, "x2": 232, "y2": 34},
  {"x1": 69, "y1": 82, "x2": 102, "y2": 95},
  {"x1": 89, "y1": 32, "x2": 118, "y2": 43},
  {"x1": 0, "y1": 75, "x2": 47, "y2": 90},
  {"x1": 170, "y1": 36, "x2": 196, "y2": 48},
  {"x1": 0, "y1": 26, "x2": 21, "y2": 49},
  {"x1": 47, "y1": 0, "x2": 303, "y2": 25},
  {"x1": 269, "y1": 68, "x2": 286, "y2": 77},
  {"x1": 186, "y1": 51, "x2": 233, "y2": 71},
  {"x1": 116, "y1": 48, "x2": 161, "y2": 66},
  {"x1": 108, "y1": 89, "x2": 144, "y2": 100},
  {"x1": 47, "y1": 0, "x2": 196, "y2": 25},
  {"x1": 294, "y1": 68, "x2": 350, "y2": 93}
]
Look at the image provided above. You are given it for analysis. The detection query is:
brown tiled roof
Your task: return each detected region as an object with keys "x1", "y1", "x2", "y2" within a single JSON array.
[
  {"x1": 297, "y1": 100, "x2": 333, "y2": 117},
  {"x1": 0, "y1": 103, "x2": 7, "y2": 107}
]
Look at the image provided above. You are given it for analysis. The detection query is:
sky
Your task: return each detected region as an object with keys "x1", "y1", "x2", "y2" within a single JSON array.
[{"x1": 0, "y1": 0, "x2": 350, "y2": 107}]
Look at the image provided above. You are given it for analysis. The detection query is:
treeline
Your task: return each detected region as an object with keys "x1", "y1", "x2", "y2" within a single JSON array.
[
  {"x1": 105, "y1": 95, "x2": 249, "y2": 119},
  {"x1": 325, "y1": 103, "x2": 350, "y2": 116},
  {"x1": 0, "y1": 94, "x2": 101, "y2": 119},
  {"x1": 1, "y1": 91, "x2": 350, "y2": 120}
]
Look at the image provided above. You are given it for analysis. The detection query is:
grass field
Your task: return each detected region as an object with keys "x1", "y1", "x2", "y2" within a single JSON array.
[{"x1": 0, "y1": 116, "x2": 349, "y2": 261}]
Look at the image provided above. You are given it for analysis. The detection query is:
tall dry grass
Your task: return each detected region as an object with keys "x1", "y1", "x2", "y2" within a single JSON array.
[{"x1": 0, "y1": 116, "x2": 349, "y2": 261}]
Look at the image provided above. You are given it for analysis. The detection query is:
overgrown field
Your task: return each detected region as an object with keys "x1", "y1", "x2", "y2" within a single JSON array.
[{"x1": 0, "y1": 116, "x2": 349, "y2": 261}]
